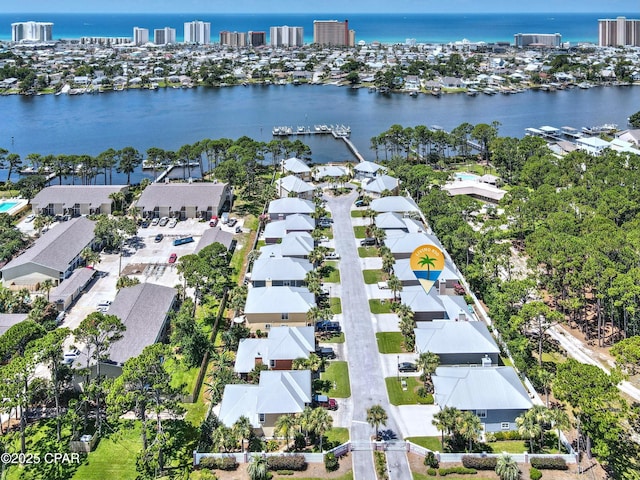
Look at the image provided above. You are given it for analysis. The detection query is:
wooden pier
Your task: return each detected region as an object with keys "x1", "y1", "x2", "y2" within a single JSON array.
[{"x1": 272, "y1": 124, "x2": 351, "y2": 137}]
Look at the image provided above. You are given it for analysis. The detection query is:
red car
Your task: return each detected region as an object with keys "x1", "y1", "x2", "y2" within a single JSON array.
[
  {"x1": 168, "y1": 253, "x2": 178, "y2": 264},
  {"x1": 209, "y1": 216, "x2": 218, "y2": 227}
]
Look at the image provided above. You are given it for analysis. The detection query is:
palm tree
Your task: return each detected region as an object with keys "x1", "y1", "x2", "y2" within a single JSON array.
[
  {"x1": 81, "y1": 247, "x2": 101, "y2": 268},
  {"x1": 40, "y1": 279, "x2": 54, "y2": 301},
  {"x1": 311, "y1": 407, "x2": 333, "y2": 452},
  {"x1": 432, "y1": 406, "x2": 460, "y2": 448},
  {"x1": 247, "y1": 455, "x2": 269, "y2": 480},
  {"x1": 275, "y1": 414, "x2": 295, "y2": 450},
  {"x1": 366, "y1": 404, "x2": 388, "y2": 439},
  {"x1": 387, "y1": 274, "x2": 402, "y2": 302},
  {"x1": 233, "y1": 415, "x2": 253, "y2": 452},
  {"x1": 416, "y1": 351, "x2": 440, "y2": 393},
  {"x1": 516, "y1": 407, "x2": 543, "y2": 453},
  {"x1": 548, "y1": 408, "x2": 570, "y2": 452},
  {"x1": 298, "y1": 406, "x2": 315, "y2": 442},
  {"x1": 418, "y1": 253, "x2": 437, "y2": 280},
  {"x1": 458, "y1": 410, "x2": 482, "y2": 452},
  {"x1": 382, "y1": 252, "x2": 395, "y2": 274},
  {"x1": 495, "y1": 453, "x2": 520, "y2": 480}
]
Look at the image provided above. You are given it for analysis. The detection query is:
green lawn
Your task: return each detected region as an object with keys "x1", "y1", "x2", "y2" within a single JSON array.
[
  {"x1": 358, "y1": 247, "x2": 379, "y2": 258},
  {"x1": 322, "y1": 261, "x2": 341, "y2": 282},
  {"x1": 73, "y1": 423, "x2": 141, "y2": 480},
  {"x1": 164, "y1": 356, "x2": 199, "y2": 396},
  {"x1": 354, "y1": 225, "x2": 367, "y2": 238},
  {"x1": 376, "y1": 332, "x2": 406, "y2": 353},
  {"x1": 321, "y1": 332, "x2": 345, "y2": 343},
  {"x1": 406, "y1": 436, "x2": 443, "y2": 451},
  {"x1": 499, "y1": 356, "x2": 513, "y2": 367},
  {"x1": 320, "y1": 361, "x2": 351, "y2": 397},
  {"x1": 285, "y1": 472, "x2": 353, "y2": 480},
  {"x1": 370, "y1": 299, "x2": 392, "y2": 314},
  {"x1": 363, "y1": 269, "x2": 386, "y2": 284},
  {"x1": 351, "y1": 210, "x2": 366, "y2": 217},
  {"x1": 385, "y1": 377, "x2": 433, "y2": 405},
  {"x1": 330, "y1": 297, "x2": 342, "y2": 314},
  {"x1": 325, "y1": 427, "x2": 350, "y2": 446}
]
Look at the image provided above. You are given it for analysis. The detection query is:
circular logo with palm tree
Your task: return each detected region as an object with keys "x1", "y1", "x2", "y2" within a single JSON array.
[{"x1": 410, "y1": 244, "x2": 445, "y2": 293}]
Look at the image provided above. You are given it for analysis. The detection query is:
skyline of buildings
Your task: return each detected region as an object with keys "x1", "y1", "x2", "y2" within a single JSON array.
[
  {"x1": 270, "y1": 25, "x2": 304, "y2": 47},
  {"x1": 11, "y1": 20, "x2": 52, "y2": 42},
  {"x1": 153, "y1": 26, "x2": 176, "y2": 45},
  {"x1": 133, "y1": 26, "x2": 149, "y2": 45},
  {"x1": 598, "y1": 16, "x2": 640, "y2": 46},
  {"x1": 513, "y1": 33, "x2": 562, "y2": 48},
  {"x1": 184, "y1": 20, "x2": 211, "y2": 44},
  {"x1": 313, "y1": 19, "x2": 355, "y2": 47}
]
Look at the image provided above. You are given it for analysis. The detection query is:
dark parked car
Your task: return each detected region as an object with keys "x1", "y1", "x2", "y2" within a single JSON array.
[
  {"x1": 360, "y1": 237, "x2": 376, "y2": 246},
  {"x1": 316, "y1": 320, "x2": 341, "y2": 333},
  {"x1": 140, "y1": 220, "x2": 150, "y2": 228},
  {"x1": 355, "y1": 199, "x2": 365, "y2": 207},
  {"x1": 398, "y1": 362, "x2": 418, "y2": 372},
  {"x1": 227, "y1": 218, "x2": 238, "y2": 227},
  {"x1": 316, "y1": 347, "x2": 336, "y2": 359},
  {"x1": 154, "y1": 233, "x2": 164, "y2": 243}
]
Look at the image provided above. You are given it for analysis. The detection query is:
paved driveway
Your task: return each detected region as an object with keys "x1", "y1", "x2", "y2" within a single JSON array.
[{"x1": 326, "y1": 190, "x2": 412, "y2": 480}]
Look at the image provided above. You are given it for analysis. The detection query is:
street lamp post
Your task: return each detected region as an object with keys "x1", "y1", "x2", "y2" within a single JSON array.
[{"x1": 397, "y1": 355, "x2": 400, "y2": 381}]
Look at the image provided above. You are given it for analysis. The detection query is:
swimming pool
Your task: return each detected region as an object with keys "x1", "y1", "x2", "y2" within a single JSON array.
[
  {"x1": 455, "y1": 172, "x2": 480, "y2": 181},
  {"x1": 0, "y1": 202, "x2": 19, "y2": 213}
]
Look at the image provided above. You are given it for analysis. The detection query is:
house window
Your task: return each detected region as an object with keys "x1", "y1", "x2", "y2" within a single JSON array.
[
  {"x1": 281, "y1": 313, "x2": 289, "y2": 321},
  {"x1": 476, "y1": 410, "x2": 487, "y2": 418},
  {"x1": 265, "y1": 324, "x2": 271, "y2": 330},
  {"x1": 270, "y1": 360, "x2": 275, "y2": 368},
  {"x1": 259, "y1": 413, "x2": 265, "y2": 423},
  {"x1": 282, "y1": 280, "x2": 291, "y2": 286},
  {"x1": 501, "y1": 422, "x2": 510, "y2": 430}
]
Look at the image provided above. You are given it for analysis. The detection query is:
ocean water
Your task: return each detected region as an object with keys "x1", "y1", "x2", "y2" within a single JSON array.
[{"x1": 1, "y1": 12, "x2": 636, "y2": 44}]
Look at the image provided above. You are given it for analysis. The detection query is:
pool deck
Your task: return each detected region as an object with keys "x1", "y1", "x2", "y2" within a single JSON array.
[{"x1": 0, "y1": 198, "x2": 29, "y2": 216}]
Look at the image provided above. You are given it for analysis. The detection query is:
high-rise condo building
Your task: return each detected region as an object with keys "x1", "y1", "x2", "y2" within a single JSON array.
[
  {"x1": 133, "y1": 27, "x2": 149, "y2": 45},
  {"x1": 248, "y1": 31, "x2": 266, "y2": 47},
  {"x1": 11, "y1": 21, "x2": 53, "y2": 42},
  {"x1": 219, "y1": 31, "x2": 247, "y2": 47},
  {"x1": 270, "y1": 26, "x2": 304, "y2": 47},
  {"x1": 313, "y1": 20, "x2": 354, "y2": 46},
  {"x1": 598, "y1": 17, "x2": 640, "y2": 46},
  {"x1": 154, "y1": 27, "x2": 176, "y2": 45},
  {"x1": 514, "y1": 33, "x2": 562, "y2": 48},
  {"x1": 184, "y1": 21, "x2": 211, "y2": 44}
]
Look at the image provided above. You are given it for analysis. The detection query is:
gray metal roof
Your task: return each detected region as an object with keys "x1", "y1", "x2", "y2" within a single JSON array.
[
  {"x1": 1, "y1": 217, "x2": 95, "y2": 273},
  {"x1": 107, "y1": 282, "x2": 176, "y2": 365},
  {"x1": 136, "y1": 182, "x2": 229, "y2": 212},
  {"x1": 415, "y1": 321, "x2": 500, "y2": 355},
  {"x1": 259, "y1": 233, "x2": 314, "y2": 258},
  {"x1": 375, "y1": 212, "x2": 406, "y2": 230},
  {"x1": 32, "y1": 185, "x2": 128, "y2": 209},
  {"x1": 276, "y1": 175, "x2": 315, "y2": 194},
  {"x1": 251, "y1": 256, "x2": 312, "y2": 282},
  {"x1": 195, "y1": 226, "x2": 235, "y2": 253},
  {"x1": 49, "y1": 267, "x2": 95, "y2": 304},
  {"x1": 354, "y1": 161, "x2": 386, "y2": 173},
  {"x1": 385, "y1": 232, "x2": 439, "y2": 254},
  {"x1": 257, "y1": 370, "x2": 311, "y2": 414},
  {"x1": 433, "y1": 366, "x2": 533, "y2": 411},
  {"x1": 371, "y1": 196, "x2": 420, "y2": 213},
  {"x1": 267, "y1": 198, "x2": 315, "y2": 215},
  {"x1": 218, "y1": 384, "x2": 261, "y2": 427},
  {"x1": 282, "y1": 157, "x2": 311, "y2": 174},
  {"x1": 244, "y1": 286, "x2": 315, "y2": 314},
  {"x1": 0, "y1": 313, "x2": 28, "y2": 336},
  {"x1": 363, "y1": 175, "x2": 399, "y2": 194}
]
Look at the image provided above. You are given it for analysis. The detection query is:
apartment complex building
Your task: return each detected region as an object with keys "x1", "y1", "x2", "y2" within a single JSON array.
[
  {"x1": 133, "y1": 27, "x2": 149, "y2": 45},
  {"x1": 220, "y1": 31, "x2": 247, "y2": 47},
  {"x1": 11, "y1": 21, "x2": 53, "y2": 42},
  {"x1": 514, "y1": 33, "x2": 562, "y2": 48},
  {"x1": 270, "y1": 26, "x2": 304, "y2": 47},
  {"x1": 313, "y1": 19, "x2": 355, "y2": 46},
  {"x1": 248, "y1": 31, "x2": 266, "y2": 47},
  {"x1": 184, "y1": 20, "x2": 211, "y2": 44},
  {"x1": 599, "y1": 17, "x2": 640, "y2": 47},
  {"x1": 154, "y1": 27, "x2": 176, "y2": 45}
]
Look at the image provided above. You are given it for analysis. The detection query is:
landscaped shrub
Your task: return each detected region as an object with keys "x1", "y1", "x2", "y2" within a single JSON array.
[
  {"x1": 266, "y1": 455, "x2": 307, "y2": 471},
  {"x1": 462, "y1": 456, "x2": 498, "y2": 470},
  {"x1": 530, "y1": 457, "x2": 568, "y2": 470},
  {"x1": 427, "y1": 467, "x2": 437, "y2": 476},
  {"x1": 438, "y1": 466, "x2": 477, "y2": 476},
  {"x1": 530, "y1": 466, "x2": 543, "y2": 479},
  {"x1": 265, "y1": 440, "x2": 279, "y2": 452},
  {"x1": 424, "y1": 451, "x2": 439, "y2": 468},
  {"x1": 485, "y1": 433, "x2": 496, "y2": 443},
  {"x1": 374, "y1": 451, "x2": 388, "y2": 480},
  {"x1": 276, "y1": 470, "x2": 294, "y2": 475},
  {"x1": 417, "y1": 393, "x2": 435, "y2": 404},
  {"x1": 198, "y1": 456, "x2": 238, "y2": 471},
  {"x1": 294, "y1": 433, "x2": 306, "y2": 451},
  {"x1": 325, "y1": 452, "x2": 339, "y2": 472},
  {"x1": 493, "y1": 431, "x2": 524, "y2": 441}
]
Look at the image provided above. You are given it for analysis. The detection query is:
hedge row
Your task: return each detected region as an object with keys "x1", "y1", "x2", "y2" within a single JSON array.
[
  {"x1": 462, "y1": 456, "x2": 498, "y2": 470},
  {"x1": 199, "y1": 456, "x2": 239, "y2": 471},
  {"x1": 530, "y1": 457, "x2": 568, "y2": 470},
  {"x1": 438, "y1": 466, "x2": 477, "y2": 476},
  {"x1": 266, "y1": 455, "x2": 307, "y2": 471}
]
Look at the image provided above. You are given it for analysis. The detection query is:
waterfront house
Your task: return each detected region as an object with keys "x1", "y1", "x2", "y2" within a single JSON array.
[
  {"x1": 1, "y1": 217, "x2": 96, "y2": 288},
  {"x1": 442, "y1": 179, "x2": 507, "y2": 203},
  {"x1": 244, "y1": 286, "x2": 316, "y2": 331},
  {"x1": 362, "y1": 174, "x2": 400, "y2": 197},
  {"x1": 267, "y1": 198, "x2": 315, "y2": 220},
  {"x1": 313, "y1": 165, "x2": 349, "y2": 182},
  {"x1": 432, "y1": 366, "x2": 533, "y2": 432},
  {"x1": 275, "y1": 175, "x2": 315, "y2": 200},
  {"x1": 234, "y1": 326, "x2": 315, "y2": 376},
  {"x1": 414, "y1": 320, "x2": 500, "y2": 365},
  {"x1": 136, "y1": 182, "x2": 232, "y2": 220},
  {"x1": 576, "y1": 137, "x2": 610, "y2": 156},
  {"x1": 31, "y1": 185, "x2": 128, "y2": 217},
  {"x1": 282, "y1": 157, "x2": 312, "y2": 181},
  {"x1": 249, "y1": 256, "x2": 313, "y2": 287},
  {"x1": 354, "y1": 161, "x2": 386, "y2": 180},
  {"x1": 617, "y1": 129, "x2": 640, "y2": 147},
  {"x1": 218, "y1": 369, "x2": 312, "y2": 437},
  {"x1": 370, "y1": 196, "x2": 421, "y2": 214}
]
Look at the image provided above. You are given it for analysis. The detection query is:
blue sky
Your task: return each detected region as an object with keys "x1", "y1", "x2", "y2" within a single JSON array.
[{"x1": 1, "y1": 0, "x2": 639, "y2": 14}]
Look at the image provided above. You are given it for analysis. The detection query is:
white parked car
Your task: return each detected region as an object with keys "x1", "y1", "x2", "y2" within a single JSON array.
[
  {"x1": 325, "y1": 251, "x2": 340, "y2": 260},
  {"x1": 25, "y1": 214, "x2": 35, "y2": 223},
  {"x1": 168, "y1": 218, "x2": 178, "y2": 228}
]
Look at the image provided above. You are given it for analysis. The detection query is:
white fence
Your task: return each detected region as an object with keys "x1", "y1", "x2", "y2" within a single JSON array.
[{"x1": 194, "y1": 450, "x2": 325, "y2": 466}]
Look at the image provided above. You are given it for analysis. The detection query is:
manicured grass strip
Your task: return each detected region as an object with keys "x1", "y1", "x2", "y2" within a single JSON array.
[
  {"x1": 320, "y1": 332, "x2": 345, "y2": 343},
  {"x1": 320, "y1": 361, "x2": 351, "y2": 398},
  {"x1": 325, "y1": 427, "x2": 350, "y2": 446},
  {"x1": 376, "y1": 332, "x2": 405, "y2": 353},
  {"x1": 358, "y1": 246, "x2": 379, "y2": 258},
  {"x1": 385, "y1": 377, "x2": 433, "y2": 405},
  {"x1": 73, "y1": 423, "x2": 141, "y2": 480},
  {"x1": 288, "y1": 472, "x2": 353, "y2": 480},
  {"x1": 354, "y1": 225, "x2": 367, "y2": 238},
  {"x1": 363, "y1": 269, "x2": 386, "y2": 284},
  {"x1": 322, "y1": 262, "x2": 341, "y2": 282},
  {"x1": 330, "y1": 297, "x2": 342, "y2": 314},
  {"x1": 406, "y1": 436, "x2": 443, "y2": 452},
  {"x1": 369, "y1": 299, "x2": 392, "y2": 314},
  {"x1": 164, "y1": 356, "x2": 198, "y2": 395},
  {"x1": 351, "y1": 210, "x2": 366, "y2": 217}
]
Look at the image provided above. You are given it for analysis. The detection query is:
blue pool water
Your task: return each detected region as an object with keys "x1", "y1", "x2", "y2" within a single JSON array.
[
  {"x1": 0, "y1": 202, "x2": 19, "y2": 213},
  {"x1": 455, "y1": 173, "x2": 480, "y2": 181}
]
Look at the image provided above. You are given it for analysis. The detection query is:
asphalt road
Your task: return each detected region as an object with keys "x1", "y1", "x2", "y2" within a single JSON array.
[{"x1": 327, "y1": 190, "x2": 412, "y2": 480}]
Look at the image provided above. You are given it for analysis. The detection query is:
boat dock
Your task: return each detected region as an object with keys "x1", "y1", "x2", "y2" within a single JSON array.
[{"x1": 272, "y1": 124, "x2": 351, "y2": 137}]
